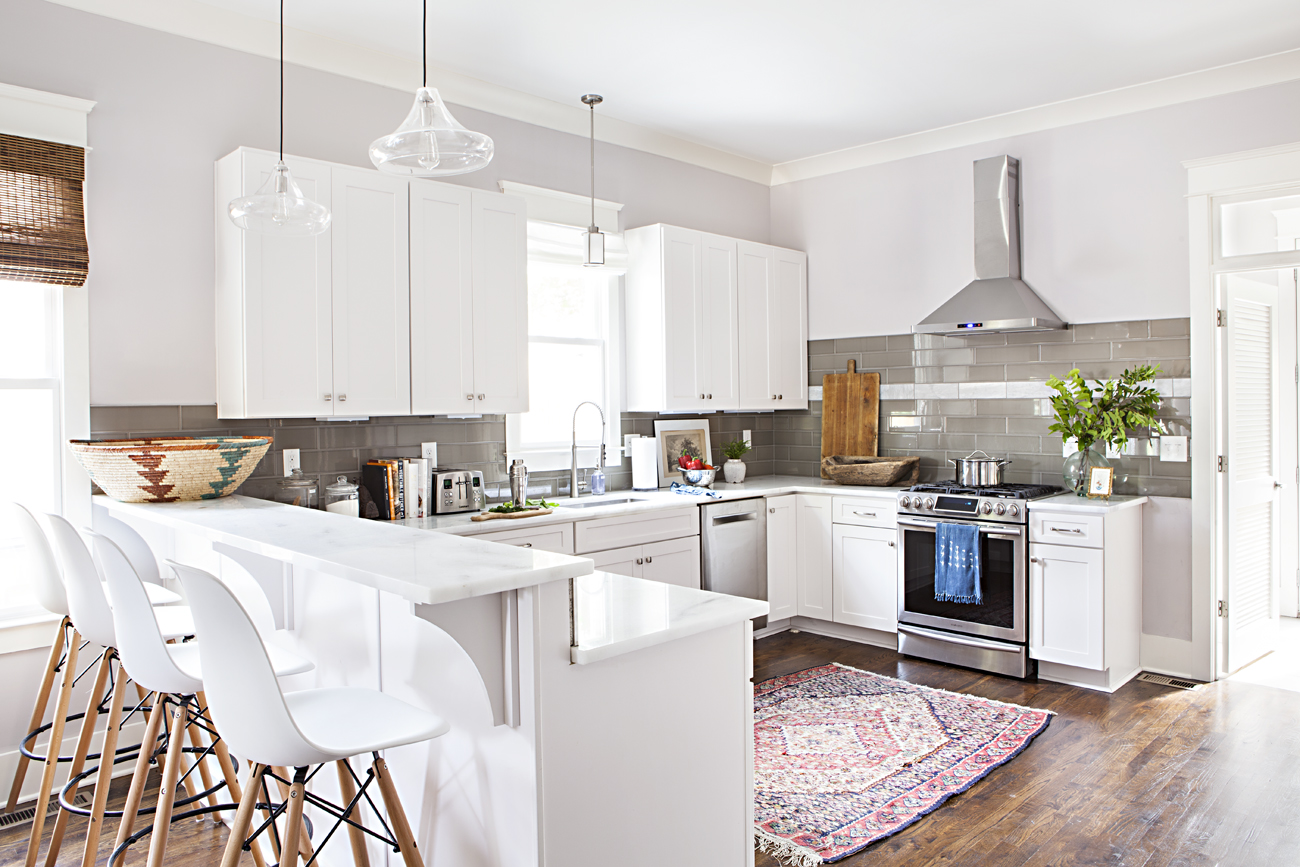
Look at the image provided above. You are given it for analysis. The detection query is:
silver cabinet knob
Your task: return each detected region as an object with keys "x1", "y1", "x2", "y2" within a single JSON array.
[
  {"x1": 466, "y1": 394, "x2": 474, "y2": 401},
  {"x1": 338, "y1": 394, "x2": 347, "y2": 402},
  {"x1": 324, "y1": 393, "x2": 332, "y2": 401},
  {"x1": 645, "y1": 556, "x2": 652, "y2": 564},
  {"x1": 772, "y1": 395, "x2": 777, "y2": 400},
  {"x1": 887, "y1": 541, "x2": 895, "y2": 547},
  {"x1": 778, "y1": 394, "x2": 783, "y2": 399},
  {"x1": 636, "y1": 558, "x2": 644, "y2": 565},
  {"x1": 519, "y1": 542, "x2": 532, "y2": 548},
  {"x1": 707, "y1": 394, "x2": 712, "y2": 399},
  {"x1": 699, "y1": 393, "x2": 705, "y2": 399},
  {"x1": 769, "y1": 507, "x2": 775, "y2": 513},
  {"x1": 1030, "y1": 556, "x2": 1040, "y2": 563},
  {"x1": 477, "y1": 394, "x2": 485, "y2": 400}
]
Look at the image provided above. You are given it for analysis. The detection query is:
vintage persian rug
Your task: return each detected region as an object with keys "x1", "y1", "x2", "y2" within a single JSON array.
[{"x1": 754, "y1": 663, "x2": 1052, "y2": 865}]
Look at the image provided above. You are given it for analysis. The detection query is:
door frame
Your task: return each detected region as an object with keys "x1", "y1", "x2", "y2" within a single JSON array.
[{"x1": 1186, "y1": 142, "x2": 1300, "y2": 681}]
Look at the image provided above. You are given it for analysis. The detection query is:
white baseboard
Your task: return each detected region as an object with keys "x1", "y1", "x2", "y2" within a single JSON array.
[
  {"x1": 1039, "y1": 661, "x2": 1142, "y2": 693},
  {"x1": 786, "y1": 617, "x2": 897, "y2": 650},
  {"x1": 1, "y1": 717, "x2": 149, "y2": 807}
]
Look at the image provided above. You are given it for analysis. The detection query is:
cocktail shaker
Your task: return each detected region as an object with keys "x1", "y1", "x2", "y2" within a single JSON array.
[{"x1": 509, "y1": 459, "x2": 529, "y2": 506}]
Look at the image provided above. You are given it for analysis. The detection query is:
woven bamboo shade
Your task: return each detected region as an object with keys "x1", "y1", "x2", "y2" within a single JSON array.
[{"x1": 0, "y1": 133, "x2": 89, "y2": 287}]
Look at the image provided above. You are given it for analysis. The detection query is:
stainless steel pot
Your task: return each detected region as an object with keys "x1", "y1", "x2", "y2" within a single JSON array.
[{"x1": 949, "y1": 450, "x2": 1011, "y2": 487}]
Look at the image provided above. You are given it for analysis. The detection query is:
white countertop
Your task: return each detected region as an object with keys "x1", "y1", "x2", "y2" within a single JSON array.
[
  {"x1": 95, "y1": 494, "x2": 593, "y2": 605},
  {"x1": 1027, "y1": 493, "x2": 1150, "y2": 514},
  {"x1": 570, "y1": 571, "x2": 769, "y2": 665},
  {"x1": 400, "y1": 475, "x2": 903, "y2": 536}
]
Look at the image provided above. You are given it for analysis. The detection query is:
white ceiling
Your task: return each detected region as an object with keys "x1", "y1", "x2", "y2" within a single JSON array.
[{"x1": 179, "y1": 0, "x2": 1300, "y2": 166}]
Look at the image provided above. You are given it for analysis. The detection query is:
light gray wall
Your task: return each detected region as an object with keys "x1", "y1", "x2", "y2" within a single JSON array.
[
  {"x1": 770, "y1": 78, "x2": 1300, "y2": 340},
  {"x1": 1, "y1": 0, "x2": 771, "y2": 406}
]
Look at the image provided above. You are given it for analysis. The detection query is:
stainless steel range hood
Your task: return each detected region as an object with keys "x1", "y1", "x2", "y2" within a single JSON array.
[{"x1": 914, "y1": 155, "x2": 1066, "y2": 335}]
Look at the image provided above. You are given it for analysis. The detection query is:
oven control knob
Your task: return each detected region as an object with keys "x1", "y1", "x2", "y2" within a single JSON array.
[
  {"x1": 1008, "y1": 504, "x2": 1020, "y2": 517},
  {"x1": 980, "y1": 502, "x2": 993, "y2": 515},
  {"x1": 899, "y1": 496, "x2": 911, "y2": 508},
  {"x1": 995, "y1": 503, "x2": 1007, "y2": 516},
  {"x1": 923, "y1": 498, "x2": 934, "y2": 510}
]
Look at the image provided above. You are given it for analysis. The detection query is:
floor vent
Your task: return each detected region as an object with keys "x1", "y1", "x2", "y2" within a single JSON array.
[
  {"x1": 0, "y1": 792, "x2": 92, "y2": 830},
  {"x1": 1137, "y1": 672, "x2": 1202, "y2": 690}
]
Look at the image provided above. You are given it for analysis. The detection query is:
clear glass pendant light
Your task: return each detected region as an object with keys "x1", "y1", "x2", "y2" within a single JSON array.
[
  {"x1": 582, "y1": 94, "x2": 604, "y2": 267},
  {"x1": 370, "y1": 1, "x2": 494, "y2": 176},
  {"x1": 228, "y1": 0, "x2": 331, "y2": 236}
]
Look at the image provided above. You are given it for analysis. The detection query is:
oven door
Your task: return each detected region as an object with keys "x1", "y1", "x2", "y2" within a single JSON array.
[{"x1": 896, "y1": 517, "x2": 1026, "y2": 643}]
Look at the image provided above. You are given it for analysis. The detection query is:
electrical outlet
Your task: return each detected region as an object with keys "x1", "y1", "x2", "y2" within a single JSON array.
[
  {"x1": 1062, "y1": 438, "x2": 1079, "y2": 458},
  {"x1": 743, "y1": 429, "x2": 752, "y2": 449},
  {"x1": 1159, "y1": 435, "x2": 1188, "y2": 462},
  {"x1": 421, "y1": 441, "x2": 437, "y2": 467},
  {"x1": 623, "y1": 433, "x2": 640, "y2": 464},
  {"x1": 282, "y1": 449, "x2": 301, "y2": 476}
]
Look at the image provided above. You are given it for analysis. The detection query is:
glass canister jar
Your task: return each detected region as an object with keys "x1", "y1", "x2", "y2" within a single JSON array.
[
  {"x1": 324, "y1": 475, "x2": 359, "y2": 517},
  {"x1": 276, "y1": 468, "x2": 318, "y2": 509}
]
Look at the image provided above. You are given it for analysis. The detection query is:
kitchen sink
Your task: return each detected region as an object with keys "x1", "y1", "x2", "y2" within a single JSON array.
[{"x1": 554, "y1": 498, "x2": 651, "y2": 509}]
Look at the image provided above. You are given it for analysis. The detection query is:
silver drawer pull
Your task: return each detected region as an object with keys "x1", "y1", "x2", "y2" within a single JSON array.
[
  {"x1": 712, "y1": 513, "x2": 758, "y2": 525},
  {"x1": 636, "y1": 558, "x2": 644, "y2": 565},
  {"x1": 519, "y1": 542, "x2": 532, "y2": 548},
  {"x1": 852, "y1": 511, "x2": 877, "y2": 518},
  {"x1": 1049, "y1": 526, "x2": 1083, "y2": 534},
  {"x1": 645, "y1": 556, "x2": 652, "y2": 564}
]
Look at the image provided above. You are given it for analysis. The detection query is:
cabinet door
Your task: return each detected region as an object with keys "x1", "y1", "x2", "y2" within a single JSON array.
[
  {"x1": 795, "y1": 494, "x2": 833, "y2": 619},
  {"x1": 410, "y1": 180, "x2": 474, "y2": 414},
  {"x1": 641, "y1": 536, "x2": 702, "y2": 589},
  {"x1": 475, "y1": 523, "x2": 574, "y2": 555},
  {"x1": 471, "y1": 191, "x2": 528, "y2": 413},
  {"x1": 661, "y1": 225, "x2": 707, "y2": 412},
  {"x1": 831, "y1": 525, "x2": 898, "y2": 632},
  {"x1": 770, "y1": 249, "x2": 808, "y2": 409},
  {"x1": 330, "y1": 167, "x2": 410, "y2": 417},
  {"x1": 700, "y1": 233, "x2": 739, "y2": 410},
  {"x1": 737, "y1": 241, "x2": 773, "y2": 409},
  {"x1": 1030, "y1": 543, "x2": 1105, "y2": 669},
  {"x1": 766, "y1": 495, "x2": 797, "y2": 621},
  {"x1": 586, "y1": 545, "x2": 643, "y2": 578},
  {"x1": 239, "y1": 151, "x2": 333, "y2": 418}
]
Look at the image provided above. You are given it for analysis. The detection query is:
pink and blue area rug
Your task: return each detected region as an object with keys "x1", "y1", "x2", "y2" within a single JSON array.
[{"x1": 754, "y1": 663, "x2": 1053, "y2": 865}]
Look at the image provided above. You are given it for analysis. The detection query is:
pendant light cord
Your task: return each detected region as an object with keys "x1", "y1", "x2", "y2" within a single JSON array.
[
  {"x1": 279, "y1": 0, "x2": 284, "y2": 160},
  {"x1": 589, "y1": 102, "x2": 595, "y2": 228},
  {"x1": 422, "y1": 0, "x2": 427, "y2": 88}
]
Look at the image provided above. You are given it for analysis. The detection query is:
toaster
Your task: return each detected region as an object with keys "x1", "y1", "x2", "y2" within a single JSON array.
[{"x1": 432, "y1": 468, "x2": 485, "y2": 514}]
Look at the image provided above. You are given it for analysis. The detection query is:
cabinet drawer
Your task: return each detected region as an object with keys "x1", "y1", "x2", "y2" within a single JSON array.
[
  {"x1": 1030, "y1": 511, "x2": 1103, "y2": 549},
  {"x1": 475, "y1": 522, "x2": 574, "y2": 554},
  {"x1": 575, "y1": 506, "x2": 700, "y2": 554},
  {"x1": 832, "y1": 496, "x2": 898, "y2": 529}
]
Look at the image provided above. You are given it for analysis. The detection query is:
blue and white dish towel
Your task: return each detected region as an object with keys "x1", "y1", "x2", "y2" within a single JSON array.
[
  {"x1": 670, "y1": 481, "x2": 722, "y2": 499},
  {"x1": 934, "y1": 522, "x2": 982, "y2": 604}
]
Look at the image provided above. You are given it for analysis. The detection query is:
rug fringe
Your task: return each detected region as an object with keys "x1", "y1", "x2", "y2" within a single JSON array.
[{"x1": 755, "y1": 828, "x2": 823, "y2": 867}]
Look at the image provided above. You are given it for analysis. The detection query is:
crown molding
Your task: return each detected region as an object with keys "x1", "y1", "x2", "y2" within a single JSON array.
[
  {"x1": 0, "y1": 82, "x2": 96, "y2": 146},
  {"x1": 771, "y1": 46, "x2": 1300, "y2": 186},
  {"x1": 45, "y1": 0, "x2": 774, "y2": 185}
]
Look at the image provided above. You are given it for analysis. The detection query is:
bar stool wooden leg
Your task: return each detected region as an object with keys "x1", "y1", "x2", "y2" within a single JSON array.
[
  {"x1": 145, "y1": 698, "x2": 189, "y2": 867},
  {"x1": 80, "y1": 653, "x2": 128, "y2": 867},
  {"x1": 5, "y1": 617, "x2": 68, "y2": 814},
  {"x1": 335, "y1": 759, "x2": 371, "y2": 867},
  {"x1": 254, "y1": 765, "x2": 282, "y2": 864},
  {"x1": 24, "y1": 630, "x2": 81, "y2": 867},
  {"x1": 372, "y1": 756, "x2": 423, "y2": 867},
  {"x1": 219, "y1": 763, "x2": 266, "y2": 867},
  {"x1": 279, "y1": 768, "x2": 309, "y2": 867},
  {"x1": 204, "y1": 700, "x2": 267, "y2": 867},
  {"x1": 273, "y1": 767, "x2": 315, "y2": 863},
  {"x1": 110, "y1": 691, "x2": 166, "y2": 867},
  {"x1": 43, "y1": 649, "x2": 113, "y2": 867}
]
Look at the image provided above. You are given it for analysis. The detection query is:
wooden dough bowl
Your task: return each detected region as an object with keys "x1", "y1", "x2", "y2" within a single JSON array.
[{"x1": 821, "y1": 455, "x2": 920, "y2": 487}]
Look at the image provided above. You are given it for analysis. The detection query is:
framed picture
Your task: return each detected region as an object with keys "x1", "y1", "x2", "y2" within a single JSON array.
[
  {"x1": 1086, "y1": 466, "x2": 1114, "y2": 499},
  {"x1": 653, "y1": 419, "x2": 712, "y2": 487}
]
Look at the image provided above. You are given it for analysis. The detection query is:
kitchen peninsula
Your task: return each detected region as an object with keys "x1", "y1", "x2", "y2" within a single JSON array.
[{"x1": 91, "y1": 494, "x2": 765, "y2": 867}]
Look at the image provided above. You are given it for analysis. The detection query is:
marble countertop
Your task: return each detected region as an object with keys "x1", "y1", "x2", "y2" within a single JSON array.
[
  {"x1": 570, "y1": 571, "x2": 769, "y2": 665},
  {"x1": 95, "y1": 495, "x2": 593, "y2": 605},
  {"x1": 1027, "y1": 493, "x2": 1150, "y2": 514},
  {"x1": 400, "y1": 475, "x2": 904, "y2": 536}
]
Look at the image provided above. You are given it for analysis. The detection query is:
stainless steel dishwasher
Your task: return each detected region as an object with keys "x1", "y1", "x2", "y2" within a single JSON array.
[{"x1": 700, "y1": 498, "x2": 767, "y2": 628}]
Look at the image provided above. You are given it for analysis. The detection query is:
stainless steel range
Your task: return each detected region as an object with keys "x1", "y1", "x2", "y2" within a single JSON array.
[{"x1": 895, "y1": 482, "x2": 1062, "y2": 678}]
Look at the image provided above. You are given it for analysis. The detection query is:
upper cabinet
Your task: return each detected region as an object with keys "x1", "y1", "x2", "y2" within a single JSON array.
[
  {"x1": 215, "y1": 147, "x2": 527, "y2": 419},
  {"x1": 625, "y1": 224, "x2": 806, "y2": 413}
]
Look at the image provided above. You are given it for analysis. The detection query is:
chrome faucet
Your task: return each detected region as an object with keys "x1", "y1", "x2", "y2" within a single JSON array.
[{"x1": 570, "y1": 401, "x2": 607, "y2": 499}]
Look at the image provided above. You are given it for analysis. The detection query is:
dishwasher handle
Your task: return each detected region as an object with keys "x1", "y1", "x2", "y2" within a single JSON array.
[{"x1": 711, "y1": 512, "x2": 760, "y2": 526}]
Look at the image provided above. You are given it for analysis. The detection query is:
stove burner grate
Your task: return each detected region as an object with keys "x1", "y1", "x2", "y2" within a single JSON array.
[{"x1": 905, "y1": 482, "x2": 1064, "y2": 500}]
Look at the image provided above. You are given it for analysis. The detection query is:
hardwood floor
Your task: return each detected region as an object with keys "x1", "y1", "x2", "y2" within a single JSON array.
[
  {"x1": 754, "y1": 630, "x2": 1300, "y2": 867},
  {"x1": 5, "y1": 631, "x2": 1298, "y2": 867}
]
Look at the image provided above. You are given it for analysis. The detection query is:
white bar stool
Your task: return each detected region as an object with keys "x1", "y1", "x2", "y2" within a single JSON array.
[
  {"x1": 91, "y1": 533, "x2": 313, "y2": 867},
  {"x1": 171, "y1": 562, "x2": 450, "y2": 867}
]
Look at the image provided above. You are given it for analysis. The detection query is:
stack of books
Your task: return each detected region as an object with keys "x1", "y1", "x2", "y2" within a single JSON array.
[{"x1": 361, "y1": 457, "x2": 430, "y2": 520}]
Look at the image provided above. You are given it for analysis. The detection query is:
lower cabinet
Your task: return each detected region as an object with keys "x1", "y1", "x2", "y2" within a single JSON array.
[
  {"x1": 765, "y1": 495, "x2": 797, "y2": 621},
  {"x1": 586, "y1": 536, "x2": 702, "y2": 589},
  {"x1": 795, "y1": 494, "x2": 833, "y2": 618},
  {"x1": 475, "y1": 522, "x2": 575, "y2": 555},
  {"x1": 1029, "y1": 542, "x2": 1105, "y2": 670},
  {"x1": 830, "y1": 525, "x2": 898, "y2": 633}
]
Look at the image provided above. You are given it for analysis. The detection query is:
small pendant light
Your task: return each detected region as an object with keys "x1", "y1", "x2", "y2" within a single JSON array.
[
  {"x1": 370, "y1": 0, "x2": 494, "y2": 176},
  {"x1": 582, "y1": 94, "x2": 604, "y2": 267},
  {"x1": 228, "y1": 0, "x2": 331, "y2": 236}
]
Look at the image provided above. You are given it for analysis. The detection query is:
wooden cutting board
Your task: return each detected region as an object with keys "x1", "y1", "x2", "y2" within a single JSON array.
[{"x1": 820, "y1": 359, "x2": 880, "y2": 479}]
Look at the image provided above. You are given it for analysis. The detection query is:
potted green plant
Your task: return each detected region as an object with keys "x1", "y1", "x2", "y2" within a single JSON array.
[
  {"x1": 1046, "y1": 364, "x2": 1163, "y2": 495},
  {"x1": 721, "y1": 438, "x2": 752, "y2": 483}
]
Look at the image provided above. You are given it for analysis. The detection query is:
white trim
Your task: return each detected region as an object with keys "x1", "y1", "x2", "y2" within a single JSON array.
[
  {"x1": 43, "y1": 0, "x2": 772, "y2": 184},
  {"x1": 0, "y1": 613, "x2": 61, "y2": 655},
  {"x1": 499, "y1": 181, "x2": 624, "y2": 232},
  {"x1": 0, "y1": 82, "x2": 95, "y2": 147},
  {"x1": 1184, "y1": 141, "x2": 1300, "y2": 197},
  {"x1": 772, "y1": 47, "x2": 1300, "y2": 185}
]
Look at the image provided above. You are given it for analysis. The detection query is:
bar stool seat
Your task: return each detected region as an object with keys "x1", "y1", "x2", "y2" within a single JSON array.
[
  {"x1": 109, "y1": 580, "x2": 182, "y2": 607},
  {"x1": 283, "y1": 688, "x2": 449, "y2": 763},
  {"x1": 153, "y1": 605, "x2": 195, "y2": 640},
  {"x1": 168, "y1": 639, "x2": 315, "y2": 681}
]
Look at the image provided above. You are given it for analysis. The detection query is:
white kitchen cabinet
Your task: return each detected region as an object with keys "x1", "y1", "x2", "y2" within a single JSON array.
[
  {"x1": 766, "y1": 495, "x2": 797, "y2": 621},
  {"x1": 831, "y1": 524, "x2": 898, "y2": 632},
  {"x1": 585, "y1": 537, "x2": 702, "y2": 589},
  {"x1": 627, "y1": 224, "x2": 786, "y2": 413},
  {"x1": 795, "y1": 494, "x2": 833, "y2": 619},
  {"x1": 1030, "y1": 543, "x2": 1104, "y2": 669},
  {"x1": 738, "y1": 241, "x2": 808, "y2": 410},
  {"x1": 475, "y1": 522, "x2": 575, "y2": 555},
  {"x1": 469, "y1": 191, "x2": 529, "y2": 413},
  {"x1": 574, "y1": 506, "x2": 699, "y2": 555}
]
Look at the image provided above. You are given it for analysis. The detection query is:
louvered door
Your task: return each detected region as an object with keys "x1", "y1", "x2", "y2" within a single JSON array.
[{"x1": 1223, "y1": 271, "x2": 1282, "y2": 673}]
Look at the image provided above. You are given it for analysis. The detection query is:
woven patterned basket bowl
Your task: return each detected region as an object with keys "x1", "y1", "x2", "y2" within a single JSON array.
[{"x1": 69, "y1": 437, "x2": 272, "y2": 503}]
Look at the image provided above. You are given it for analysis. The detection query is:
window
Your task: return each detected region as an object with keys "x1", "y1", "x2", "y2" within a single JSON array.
[{"x1": 506, "y1": 221, "x2": 624, "y2": 476}]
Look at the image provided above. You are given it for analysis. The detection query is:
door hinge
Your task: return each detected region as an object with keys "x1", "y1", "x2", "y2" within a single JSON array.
[
  {"x1": 1218, "y1": 600, "x2": 1228, "y2": 617},
  {"x1": 1217, "y1": 456, "x2": 1225, "y2": 472},
  {"x1": 1216, "y1": 309, "x2": 1226, "y2": 327}
]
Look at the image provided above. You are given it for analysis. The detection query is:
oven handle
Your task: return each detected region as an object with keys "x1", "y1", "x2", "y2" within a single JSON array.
[
  {"x1": 897, "y1": 519, "x2": 1022, "y2": 539},
  {"x1": 898, "y1": 623, "x2": 1022, "y2": 653}
]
